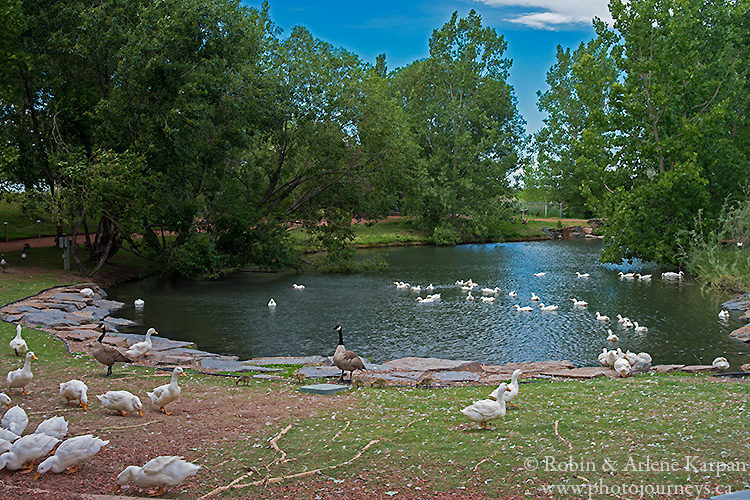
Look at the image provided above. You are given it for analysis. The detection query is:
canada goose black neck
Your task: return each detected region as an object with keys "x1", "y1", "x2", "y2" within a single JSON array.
[
  {"x1": 334, "y1": 325, "x2": 344, "y2": 346},
  {"x1": 97, "y1": 332, "x2": 106, "y2": 343}
]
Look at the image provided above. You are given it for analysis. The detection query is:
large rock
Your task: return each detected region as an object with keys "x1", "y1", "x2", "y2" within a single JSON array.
[
  {"x1": 741, "y1": 364, "x2": 750, "y2": 372},
  {"x1": 722, "y1": 294, "x2": 750, "y2": 311},
  {"x1": 92, "y1": 299, "x2": 125, "y2": 313},
  {"x1": 482, "y1": 360, "x2": 575, "y2": 376},
  {"x1": 23, "y1": 310, "x2": 80, "y2": 328},
  {"x1": 382, "y1": 357, "x2": 482, "y2": 372},
  {"x1": 652, "y1": 364, "x2": 685, "y2": 373},
  {"x1": 681, "y1": 365, "x2": 716, "y2": 373},
  {"x1": 541, "y1": 366, "x2": 615, "y2": 379},
  {"x1": 199, "y1": 357, "x2": 280, "y2": 372},
  {"x1": 729, "y1": 325, "x2": 750, "y2": 343}
]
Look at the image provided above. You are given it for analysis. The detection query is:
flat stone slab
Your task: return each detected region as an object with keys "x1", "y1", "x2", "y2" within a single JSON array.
[
  {"x1": 64, "y1": 331, "x2": 100, "y2": 342},
  {"x1": 681, "y1": 365, "x2": 717, "y2": 373},
  {"x1": 382, "y1": 357, "x2": 482, "y2": 372},
  {"x1": 200, "y1": 358, "x2": 255, "y2": 372},
  {"x1": 249, "y1": 356, "x2": 328, "y2": 366},
  {"x1": 23, "y1": 310, "x2": 80, "y2": 327},
  {"x1": 17, "y1": 306, "x2": 42, "y2": 313},
  {"x1": 94, "y1": 299, "x2": 125, "y2": 312},
  {"x1": 541, "y1": 367, "x2": 616, "y2": 379},
  {"x1": 364, "y1": 373, "x2": 410, "y2": 383},
  {"x1": 299, "y1": 383, "x2": 349, "y2": 395},
  {"x1": 742, "y1": 364, "x2": 750, "y2": 372},
  {"x1": 103, "y1": 317, "x2": 138, "y2": 327},
  {"x1": 297, "y1": 366, "x2": 342, "y2": 379},
  {"x1": 730, "y1": 325, "x2": 750, "y2": 343},
  {"x1": 721, "y1": 294, "x2": 750, "y2": 311},
  {"x1": 363, "y1": 362, "x2": 387, "y2": 371},
  {"x1": 253, "y1": 374, "x2": 285, "y2": 381},
  {"x1": 162, "y1": 347, "x2": 222, "y2": 359},
  {"x1": 482, "y1": 360, "x2": 575, "y2": 375},
  {"x1": 44, "y1": 302, "x2": 80, "y2": 313},
  {"x1": 433, "y1": 371, "x2": 481, "y2": 382},
  {"x1": 652, "y1": 364, "x2": 685, "y2": 373},
  {"x1": 390, "y1": 371, "x2": 426, "y2": 381},
  {"x1": 157, "y1": 355, "x2": 196, "y2": 366}
]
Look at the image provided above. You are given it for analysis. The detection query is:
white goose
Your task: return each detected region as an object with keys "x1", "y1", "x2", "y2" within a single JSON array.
[
  {"x1": 115, "y1": 456, "x2": 201, "y2": 496},
  {"x1": 147, "y1": 367, "x2": 185, "y2": 415},
  {"x1": 633, "y1": 322, "x2": 648, "y2": 333},
  {"x1": 461, "y1": 383, "x2": 508, "y2": 429},
  {"x1": 533, "y1": 272, "x2": 546, "y2": 277},
  {"x1": 538, "y1": 303, "x2": 559, "y2": 311},
  {"x1": 35, "y1": 434, "x2": 109, "y2": 477},
  {"x1": 9, "y1": 325, "x2": 27, "y2": 357},
  {"x1": 595, "y1": 311, "x2": 610, "y2": 322},
  {"x1": 125, "y1": 328, "x2": 158, "y2": 360},
  {"x1": 571, "y1": 298, "x2": 588, "y2": 307},
  {"x1": 6, "y1": 351, "x2": 37, "y2": 394},
  {"x1": 513, "y1": 304, "x2": 533, "y2": 312}
]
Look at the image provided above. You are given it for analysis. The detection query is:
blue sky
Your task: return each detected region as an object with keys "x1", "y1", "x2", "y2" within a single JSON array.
[{"x1": 243, "y1": 1, "x2": 610, "y2": 135}]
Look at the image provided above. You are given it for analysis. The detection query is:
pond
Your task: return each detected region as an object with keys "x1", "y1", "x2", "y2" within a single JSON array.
[{"x1": 109, "y1": 241, "x2": 748, "y2": 367}]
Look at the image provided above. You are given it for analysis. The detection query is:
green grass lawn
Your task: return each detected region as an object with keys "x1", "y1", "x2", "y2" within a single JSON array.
[{"x1": 0, "y1": 199, "x2": 58, "y2": 240}]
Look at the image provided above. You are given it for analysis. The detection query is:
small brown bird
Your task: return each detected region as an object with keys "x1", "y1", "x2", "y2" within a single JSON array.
[
  {"x1": 92, "y1": 331, "x2": 132, "y2": 376},
  {"x1": 332, "y1": 325, "x2": 365, "y2": 383}
]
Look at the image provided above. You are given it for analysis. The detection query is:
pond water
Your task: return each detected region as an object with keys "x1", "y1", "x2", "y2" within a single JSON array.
[{"x1": 109, "y1": 241, "x2": 748, "y2": 367}]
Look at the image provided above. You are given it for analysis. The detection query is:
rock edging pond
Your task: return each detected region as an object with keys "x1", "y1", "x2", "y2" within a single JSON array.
[{"x1": 1, "y1": 284, "x2": 744, "y2": 385}]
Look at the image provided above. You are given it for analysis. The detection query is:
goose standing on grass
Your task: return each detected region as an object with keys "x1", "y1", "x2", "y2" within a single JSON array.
[
  {"x1": 718, "y1": 310, "x2": 730, "y2": 320},
  {"x1": 0, "y1": 433, "x2": 59, "y2": 472},
  {"x1": 59, "y1": 380, "x2": 88, "y2": 410},
  {"x1": 148, "y1": 367, "x2": 185, "y2": 415},
  {"x1": 97, "y1": 391, "x2": 143, "y2": 417},
  {"x1": 125, "y1": 328, "x2": 158, "y2": 361},
  {"x1": 9, "y1": 325, "x2": 27, "y2": 357},
  {"x1": 35, "y1": 434, "x2": 109, "y2": 478},
  {"x1": 0, "y1": 393, "x2": 11, "y2": 410},
  {"x1": 595, "y1": 311, "x2": 610, "y2": 322},
  {"x1": 571, "y1": 298, "x2": 588, "y2": 307},
  {"x1": 2, "y1": 405, "x2": 28, "y2": 435},
  {"x1": 461, "y1": 383, "x2": 508, "y2": 429},
  {"x1": 115, "y1": 456, "x2": 201, "y2": 496},
  {"x1": 6, "y1": 351, "x2": 37, "y2": 395},
  {"x1": 93, "y1": 331, "x2": 132, "y2": 376},
  {"x1": 712, "y1": 357, "x2": 730, "y2": 371},
  {"x1": 538, "y1": 303, "x2": 559, "y2": 311},
  {"x1": 332, "y1": 325, "x2": 365, "y2": 383}
]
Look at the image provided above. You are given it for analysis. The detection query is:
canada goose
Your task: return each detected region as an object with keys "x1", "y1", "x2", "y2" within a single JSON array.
[
  {"x1": 0, "y1": 254, "x2": 7, "y2": 273},
  {"x1": 93, "y1": 331, "x2": 132, "y2": 376},
  {"x1": 332, "y1": 325, "x2": 365, "y2": 383},
  {"x1": 19, "y1": 244, "x2": 29, "y2": 262}
]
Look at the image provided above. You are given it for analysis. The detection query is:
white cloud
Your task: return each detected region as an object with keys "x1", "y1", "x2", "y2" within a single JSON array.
[{"x1": 475, "y1": 0, "x2": 612, "y2": 30}]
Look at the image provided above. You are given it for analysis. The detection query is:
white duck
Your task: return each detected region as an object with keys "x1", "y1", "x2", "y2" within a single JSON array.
[
  {"x1": 60, "y1": 379, "x2": 88, "y2": 410},
  {"x1": 633, "y1": 322, "x2": 648, "y2": 333},
  {"x1": 425, "y1": 284, "x2": 435, "y2": 291},
  {"x1": 148, "y1": 367, "x2": 185, "y2": 415},
  {"x1": 115, "y1": 456, "x2": 201, "y2": 496},
  {"x1": 607, "y1": 329, "x2": 619, "y2": 342},
  {"x1": 1, "y1": 405, "x2": 28, "y2": 435},
  {"x1": 538, "y1": 303, "x2": 559, "y2": 311},
  {"x1": 134, "y1": 298, "x2": 145, "y2": 308},
  {"x1": 394, "y1": 281, "x2": 410, "y2": 289},
  {"x1": 530, "y1": 292, "x2": 540, "y2": 301},
  {"x1": 9, "y1": 325, "x2": 27, "y2": 357},
  {"x1": 0, "y1": 439, "x2": 11, "y2": 454},
  {"x1": 0, "y1": 393, "x2": 10, "y2": 410},
  {"x1": 291, "y1": 283, "x2": 305, "y2": 290},
  {"x1": 466, "y1": 292, "x2": 474, "y2": 301},
  {"x1": 614, "y1": 357, "x2": 631, "y2": 377},
  {"x1": 624, "y1": 350, "x2": 640, "y2": 366},
  {"x1": 267, "y1": 298, "x2": 276, "y2": 308},
  {"x1": 499, "y1": 369, "x2": 523, "y2": 407},
  {"x1": 618, "y1": 272, "x2": 635, "y2": 279},
  {"x1": 513, "y1": 304, "x2": 533, "y2": 312},
  {"x1": 35, "y1": 434, "x2": 109, "y2": 477},
  {"x1": 125, "y1": 328, "x2": 158, "y2": 360},
  {"x1": 571, "y1": 298, "x2": 588, "y2": 307},
  {"x1": 712, "y1": 357, "x2": 730, "y2": 371},
  {"x1": 79, "y1": 288, "x2": 95, "y2": 298},
  {"x1": 410, "y1": 285, "x2": 422, "y2": 292},
  {"x1": 508, "y1": 291, "x2": 517, "y2": 297},
  {"x1": 595, "y1": 311, "x2": 610, "y2": 322},
  {"x1": 598, "y1": 348, "x2": 610, "y2": 366},
  {"x1": 97, "y1": 391, "x2": 143, "y2": 417},
  {"x1": 605, "y1": 349, "x2": 621, "y2": 367},
  {"x1": 480, "y1": 296, "x2": 496, "y2": 303},
  {"x1": 0, "y1": 433, "x2": 59, "y2": 472},
  {"x1": 621, "y1": 318, "x2": 634, "y2": 328},
  {"x1": 575, "y1": 272, "x2": 590, "y2": 278},
  {"x1": 636, "y1": 273, "x2": 652, "y2": 281},
  {"x1": 718, "y1": 310, "x2": 730, "y2": 320},
  {"x1": 481, "y1": 287, "x2": 501, "y2": 295},
  {"x1": 461, "y1": 383, "x2": 508, "y2": 429},
  {"x1": 533, "y1": 272, "x2": 546, "y2": 277},
  {"x1": 34, "y1": 416, "x2": 68, "y2": 439},
  {"x1": 6, "y1": 351, "x2": 37, "y2": 394},
  {"x1": 661, "y1": 271, "x2": 684, "y2": 280},
  {"x1": 637, "y1": 352, "x2": 652, "y2": 364},
  {"x1": 415, "y1": 296, "x2": 436, "y2": 304}
]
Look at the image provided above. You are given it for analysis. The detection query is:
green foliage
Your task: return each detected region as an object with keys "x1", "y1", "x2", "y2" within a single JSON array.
[
  {"x1": 600, "y1": 163, "x2": 709, "y2": 265},
  {"x1": 166, "y1": 232, "x2": 224, "y2": 279},
  {"x1": 682, "y1": 193, "x2": 750, "y2": 291},
  {"x1": 392, "y1": 10, "x2": 525, "y2": 241}
]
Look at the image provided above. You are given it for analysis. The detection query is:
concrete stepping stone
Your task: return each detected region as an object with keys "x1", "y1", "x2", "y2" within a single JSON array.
[{"x1": 299, "y1": 383, "x2": 349, "y2": 395}]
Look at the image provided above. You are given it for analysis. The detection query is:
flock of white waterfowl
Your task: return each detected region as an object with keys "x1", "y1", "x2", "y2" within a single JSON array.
[{"x1": 1, "y1": 293, "x2": 200, "y2": 495}]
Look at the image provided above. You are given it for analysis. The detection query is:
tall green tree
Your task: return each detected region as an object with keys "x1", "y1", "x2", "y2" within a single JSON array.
[{"x1": 393, "y1": 10, "x2": 525, "y2": 244}]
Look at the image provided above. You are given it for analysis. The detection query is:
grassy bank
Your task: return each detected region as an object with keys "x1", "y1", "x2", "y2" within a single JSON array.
[{"x1": 1, "y1": 266, "x2": 748, "y2": 498}]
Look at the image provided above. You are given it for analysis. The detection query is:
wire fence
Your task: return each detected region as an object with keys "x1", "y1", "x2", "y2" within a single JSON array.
[
  {"x1": 518, "y1": 201, "x2": 564, "y2": 219},
  {"x1": 2, "y1": 219, "x2": 56, "y2": 241}
]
